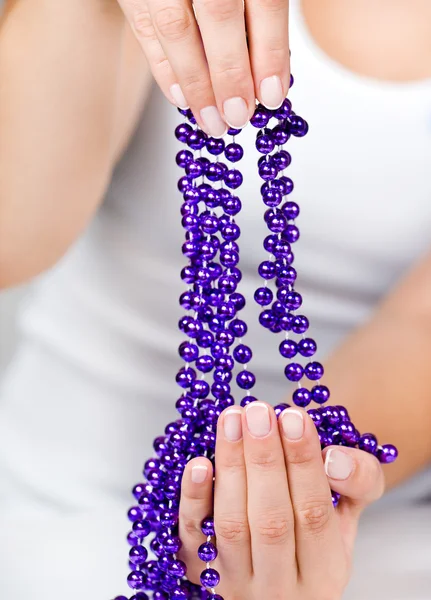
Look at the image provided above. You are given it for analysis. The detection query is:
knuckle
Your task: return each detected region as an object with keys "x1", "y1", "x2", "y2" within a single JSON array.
[
  {"x1": 154, "y1": 5, "x2": 193, "y2": 41},
  {"x1": 286, "y1": 445, "x2": 315, "y2": 466},
  {"x1": 197, "y1": 0, "x2": 241, "y2": 22},
  {"x1": 180, "y1": 516, "x2": 200, "y2": 538},
  {"x1": 213, "y1": 61, "x2": 248, "y2": 87},
  {"x1": 297, "y1": 499, "x2": 332, "y2": 537},
  {"x1": 220, "y1": 451, "x2": 245, "y2": 471},
  {"x1": 255, "y1": 511, "x2": 291, "y2": 544},
  {"x1": 216, "y1": 515, "x2": 249, "y2": 545},
  {"x1": 248, "y1": 449, "x2": 280, "y2": 470},
  {"x1": 181, "y1": 72, "x2": 210, "y2": 98},
  {"x1": 130, "y1": 8, "x2": 156, "y2": 40}
]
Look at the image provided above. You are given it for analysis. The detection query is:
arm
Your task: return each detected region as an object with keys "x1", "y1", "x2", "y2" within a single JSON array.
[
  {"x1": 0, "y1": 0, "x2": 152, "y2": 288},
  {"x1": 325, "y1": 253, "x2": 431, "y2": 488}
]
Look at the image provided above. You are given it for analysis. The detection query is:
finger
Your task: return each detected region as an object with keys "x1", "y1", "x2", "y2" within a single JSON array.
[
  {"x1": 323, "y1": 446, "x2": 385, "y2": 512},
  {"x1": 179, "y1": 456, "x2": 214, "y2": 583},
  {"x1": 243, "y1": 402, "x2": 295, "y2": 590},
  {"x1": 214, "y1": 406, "x2": 252, "y2": 588},
  {"x1": 193, "y1": 0, "x2": 255, "y2": 129},
  {"x1": 279, "y1": 408, "x2": 344, "y2": 587},
  {"x1": 146, "y1": 0, "x2": 227, "y2": 137},
  {"x1": 118, "y1": 0, "x2": 189, "y2": 109},
  {"x1": 245, "y1": 0, "x2": 290, "y2": 109}
]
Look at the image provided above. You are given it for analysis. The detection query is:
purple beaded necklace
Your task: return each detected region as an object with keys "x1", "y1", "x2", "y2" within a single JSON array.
[{"x1": 114, "y1": 79, "x2": 398, "y2": 600}]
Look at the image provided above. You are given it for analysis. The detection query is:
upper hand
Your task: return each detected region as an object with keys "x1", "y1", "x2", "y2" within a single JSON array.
[
  {"x1": 179, "y1": 402, "x2": 385, "y2": 599},
  {"x1": 117, "y1": 0, "x2": 290, "y2": 136}
]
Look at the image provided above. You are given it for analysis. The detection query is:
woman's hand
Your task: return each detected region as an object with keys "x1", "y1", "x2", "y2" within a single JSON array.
[
  {"x1": 179, "y1": 402, "x2": 384, "y2": 599},
  {"x1": 117, "y1": 0, "x2": 290, "y2": 135}
]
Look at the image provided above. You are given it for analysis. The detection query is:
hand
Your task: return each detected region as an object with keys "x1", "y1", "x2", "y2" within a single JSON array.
[
  {"x1": 179, "y1": 402, "x2": 385, "y2": 599},
  {"x1": 117, "y1": 0, "x2": 290, "y2": 136}
]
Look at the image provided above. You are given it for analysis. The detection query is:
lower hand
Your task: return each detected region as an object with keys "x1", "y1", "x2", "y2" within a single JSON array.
[
  {"x1": 179, "y1": 402, "x2": 384, "y2": 599},
  {"x1": 117, "y1": 0, "x2": 290, "y2": 135}
]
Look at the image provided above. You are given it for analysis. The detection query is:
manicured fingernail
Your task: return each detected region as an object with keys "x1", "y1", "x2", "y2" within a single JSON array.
[
  {"x1": 224, "y1": 409, "x2": 242, "y2": 442},
  {"x1": 191, "y1": 465, "x2": 208, "y2": 484},
  {"x1": 170, "y1": 83, "x2": 189, "y2": 110},
  {"x1": 223, "y1": 97, "x2": 249, "y2": 129},
  {"x1": 281, "y1": 410, "x2": 304, "y2": 441},
  {"x1": 260, "y1": 75, "x2": 283, "y2": 109},
  {"x1": 325, "y1": 449, "x2": 354, "y2": 481},
  {"x1": 200, "y1": 106, "x2": 227, "y2": 138},
  {"x1": 245, "y1": 402, "x2": 270, "y2": 438}
]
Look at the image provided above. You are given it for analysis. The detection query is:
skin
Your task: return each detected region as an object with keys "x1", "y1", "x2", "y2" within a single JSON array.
[{"x1": 0, "y1": 0, "x2": 431, "y2": 595}]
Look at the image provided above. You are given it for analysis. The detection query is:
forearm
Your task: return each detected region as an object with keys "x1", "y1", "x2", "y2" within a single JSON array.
[
  {"x1": 0, "y1": 0, "x2": 150, "y2": 287},
  {"x1": 325, "y1": 254, "x2": 431, "y2": 488}
]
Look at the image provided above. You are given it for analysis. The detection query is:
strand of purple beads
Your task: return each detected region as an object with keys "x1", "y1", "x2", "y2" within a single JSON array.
[{"x1": 113, "y1": 91, "x2": 398, "y2": 600}]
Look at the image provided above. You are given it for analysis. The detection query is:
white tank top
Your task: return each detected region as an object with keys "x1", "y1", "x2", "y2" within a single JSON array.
[{"x1": 0, "y1": 2, "x2": 430, "y2": 598}]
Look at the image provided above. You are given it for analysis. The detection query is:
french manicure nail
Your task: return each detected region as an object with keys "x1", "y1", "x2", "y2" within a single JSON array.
[
  {"x1": 200, "y1": 106, "x2": 227, "y2": 138},
  {"x1": 260, "y1": 75, "x2": 283, "y2": 109},
  {"x1": 223, "y1": 97, "x2": 249, "y2": 129},
  {"x1": 224, "y1": 408, "x2": 242, "y2": 442},
  {"x1": 281, "y1": 410, "x2": 304, "y2": 441},
  {"x1": 325, "y1": 449, "x2": 354, "y2": 481},
  {"x1": 245, "y1": 402, "x2": 271, "y2": 438},
  {"x1": 170, "y1": 83, "x2": 189, "y2": 110},
  {"x1": 191, "y1": 464, "x2": 208, "y2": 484}
]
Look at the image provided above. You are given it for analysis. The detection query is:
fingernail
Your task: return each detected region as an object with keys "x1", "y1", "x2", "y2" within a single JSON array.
[
  {"x1": 170, "y1": 83, "x2": 189, "y2": 110},
  {"x1": 223, "y1": 97, "x2": 249, "y2": 129},
  {"x1": 325, "y1": 449, "x2": 354, "y2": 481},
  {"x1": 200, "y1": 106, "x2": 227, "y2": 138},
  {"x1": 245, "y1": 402, "x2": 271, "y2": 438},
  {"x1": 281, "y1": 410, "x2": 304, "y2": 441},
  {"x1": 191, "y1": 464, "x2": 208, "y2": 484},
  {"x1": 260, "y1": 75, "x2": 284, "y2": 109},
  {"x1": 224, "y1": 408, "x2": 242, "y2": 442}
]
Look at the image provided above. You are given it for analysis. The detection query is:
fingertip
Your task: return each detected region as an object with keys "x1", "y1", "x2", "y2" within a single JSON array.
[{"x1": 185, "y1": 456, "x2": 213, "y2": 486}]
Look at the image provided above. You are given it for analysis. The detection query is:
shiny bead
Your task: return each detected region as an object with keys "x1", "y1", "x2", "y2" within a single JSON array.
[
  {"x1": 256, "y1": 132, "x2": 275, "y2": 154},
  {"x1": 214, "y1": 368, "x2": 232, "y2": 383},
  {"x1": 258, "y1": 260, "x2": 276, "y2": 279},
  {"x1": 336, "y1": 405, "x2": 350, "y2": 422},
  {"x1": 206, "y1": 137, "x2": 225, "y2": 155},
  {"x1": 284, "y1": 363, "x2": 304, "y2": 382},
  {"x1": 201, "y1": 516, "x2": 215, "y2": 536},
  {"x1": 221, "y1": 222, "x2": 240, "y2": 241},
  {"x1": 230, "y1": 292, "x2": 246, "y2": 311},
  {"x1": 161, "y1": 535, "x2": 182, "y2": 554},
  {"x1": 229, "y1": 318, "x2": 248, "y2": 337},
  {"x1": 233, "y1": 344, "x2": 252, "y2": 364},
  {"x1": 358, "y1": 433, "x2": 378, "y2": 455},
  {"x1": 311, "y1": 385, "x2": 330, "y2": 404},
  {"x1": 279, "y1": 339, "x2": 297, "y2": 358},
  {"x1": 227, "y1": 127, "x2": 241, "y2": 135},
  {"x1": 262, "y1": 188, "x2": 282, "y2": 207},
  {"x1": 273, "y1": 150, "x2": 291, "y2": 170},
  {"x1": 259, "y1": 161, "x2": 278, "y2": 180},
  {"x1": 283, "y1": 224, "x2": 300, "y2": 243},
  {"x1": 236, "y1": 370, "x2": 256, "y2": 390},
  {"x1": 271, "y1": 124, "x2": 289, "y2": 145},
  {"x1": 175, "y1": 123, "x2": 192, "y2": 143},
  {"x1": 267, "y1": 213, "x2": 287, "y2": 233},
  {"x1": 305, "y1": 361, "x2": 324, "y2": 381},
  {"x1": 216, "y1": 355, "x2": 235, "y2": 370},
  {"x1": 185, "y1": 160, "x2": 204, "y2": 179},
  {"x1": 340, "y1": 421, "x2": 356, "y2": 443},
  {"x1": 190, "y1": 379, "x2": 210, "y2": 399},
  {"x1": 291, "y1": 315, "x2": 309, "y2": 334},
  {"x1": 279, "y1": 175, "x2": 294, "y2": 195},
  {"x1": 178, "y1": 342, "x2": 199, "y2": 362},
  {"x1": 207, "y1": 162, "x2": 226, "y2": 182},
  {"x1": 271, "y1": 301, "x2": 286, "y2": 317},
  {"x1": 197, "y1": 330, "x2": 214, "y2": 348},
  {"x1": 186, "y1": 129, "x2": 207, "y2": 150},
  {"x1": 240, "y1": 395, "x2": 258, "y2": 407},
  {"x1": 198, "y1": 541, "x2": 218, "y2": 562},
  {"x1": 307, "y1": 408, "x2": 323, "y2": 428},
  {"x1": 224, "y1": 169, "x2": 243, "y2": 189},
  {"x1": 377, "y1": 444, "x2": 398, "y2": 464},
  {"x1": 193, "y1": 353, "x2": 214, "y2": 374},
  {"x1": 289, "y1": 115, "x2": 309, "y2": 137},
  {"x1": 128, "y1": 506, "x2": 144, "y2": 522},
  {"x1": 251, "y1": 106, "x2": 271, "y2": 128},
  {"x1": 281, "y1": 201, "x2": 300, "y2": 220},
  {"x1": 178, "y1": 176, "x2": 192, "y2": 192},
  {"x1": 225, "y1": 143, "x2": 244, "y2": 163},
  {"x1": 200, "y1": 568, "x2": 220, "y2": 588},
  {"x1": 254, "y1": 286, "x2": 273, "y2": 306},
  {"x1": 298, "y1": 338, "x2": 317, "y2": 357},
  {"x1": 168, "y1": 559, "x2": 187, "y2": 578},
  {"x1": 259, "y1": 309, "x2": 275, "y2": 329},
  {"x1": 129, "y1": 545, "x2": 148, "y2": 566},
  {"x1": 176, "y1": 149, "x2": 193, "y2": 168},
  {"x1": 128, "y1": 571, "x2": 146, "y2": 590},
  {"x1": 223, "y1": 195, "x2": 242, "y2": 215},
  {"x1": 274, "y1": 98, "x2": 292, "y2": 120},
  {"x1": 292, "y1": 388, "x2": 312, "y2": 408},
  {"x1": 332, "y1": 491, "x2": 341, "y2": 508}
]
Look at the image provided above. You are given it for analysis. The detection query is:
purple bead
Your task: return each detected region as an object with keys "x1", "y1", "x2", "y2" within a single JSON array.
[
  {"x1": 236, "y1": 370, "x2": 256, "y2": 390},
  {"x1": 284, "y1": 363, "x2": 304, "y2": 382},
  {"x1": 127, "y1": 571, "x2": 146, "y2": 590},
  {"x1": 332, "y1": 491, "x2": 341, "y2": 508},
  {"x1": 128, "y1": 506, "x2": 144, "y2": 522},
  {"x1": 187, "y1": 129, "x2": 207, "y2": 150},
  {"x1": 311, "y1": 385, "x2": 330, "y2": 405},
  {"x1": 280, "y1": 291, "x2": 302, "y2": 310},
  {"x1": 227, "y1": 127, "x2": 241, "y2": 135},
  {"x1": 254, "y1": 286, "x2": 273, "y2": 306},
  {"x1": 271, "y1": 124, "x2": 289, "y2": 145},
  {"x1": 308, "y1": 408, "x2": 323, "y2": 428},
  {"x1": 240, "y1": 395, "x2": 258, "y2": 407},
  {"x1": 224, "y1": 169, "x2": 243, "y2": 189},
  {"x1": 176, "y1": 366, "x2": 196, "y2": 388},
  {"x1": 177, "y1": 176, "x2": 192, "y2": 193},
  {"x1": 233, "y1": 344, "x2": 252, "y2": 364},
  {"x1": 221, "y1": 222, "x2": 240, "y2": 241},
  {"x1": 267, "y1": 213, "x2": 288, "y2": 233},
  {"x1": 251, "y1": 106, "x2": 271, "y2": 128},
  {"x1": 190, "y1": 379, "x2": 210, "y2": 399},
  {"x1": 175, "y1": 123, "x2": 193, "y2": 143},
  {"x1": 279, "y1": 175, "x2": 294, "y2": 196},
  {"x1": 358, "y1": 433, "x2": 378, "y2": 455},
  {"x1": 161, "y1": 535, "x2": 182, "y2": 554},
  {"x1": 305, "y1": 361, "x2": 324, "y2": 381},
  {"x1": 198, "y1": 541, "x2": 218, "y2": 562},
  {"x1": 197, "y1": 331, "x2": 214, "y2": 349},
  {"x1": 281, "y1": 201, "x2": 300, "y2": 220},
  {"x1": 201, "y1": 516, "x2": 215, "y2": 536},
  {"x1": 377, "y1": 444, "x2": 398, "y2": 464},
  {"x1": 130, "y1": 594, "x2": 149, "y2": 600},
  {"x1": 159, "y1": 509, "x2": 178, "y2": 528},
  {"x1": 278, "y1": 339, "x2": 297, "y2": 359},
  {"x1": 258, "y1": 260, "x2": 276, "y2": 279},
  {"x1": 283, "y1": 224, "x2": 300, "y2": 243},
  {"x1": 274, "y1": 98, "x2": 292, "y2": 120},
  {"x1": 289, "y1": 115, "x2": 309, "y2": 137},
  {"x1": 262, "y1": 188, "x2": 282, "y2": 207},
  {"x1": 229, "y1": 318, "x2": 247, "y2": 337},
  {"x1": 176, "y1": 149, "x2": 193, "y2": 168},
  {"x1": 153, "y1": 593, "x2": 169, "y2": 600},
  {"x1": 256, "y1": 132, "x2": 275, "y2": 154},
  {"x1": 340, "y1": 421, "x2": 356, "y2": 443},
  {"x1": 223, "y1": 195, "x2": 242, "y2": 216},
  {"x1": 291, "y1": 315, "x2": 309, "y2": 334},
  {"x1": 224, "y1": 143, "x2": 244, "y2": 163},
  {"x1": 178, "y1": 342, "x2": 199, "y2": 362},
  {"x1": 200, "y1": 568, "x2": 220, "y2": 588},
  {"x1": 336, "y1": 405, "x2": 350, "y2": 422},
  {"x1": 292, "y1": 387, "x2": 312, "y2": 407},
  {"x1": 207, "y1": 162, "x2": 226, "y2": 182},
  {"x1": 298, "y1": 338, "x2": 317, "y2": 357},
  {"x1": 185, "y1": 160, "x2": 204, "y2": 179},
  {"x1": 206, "y1": 137, "x2": 225, "y2": 155},
  {"x1": 170, "y1": 588, "x2": 188, "y2": 600},
  {"x1": 272, "y1": 150, "x2": 291, "y2": 170},
  {"x1": 230, "y1": 292, "x2": 246, "y2": 311},
  {"x1": 129, "y1": 545, "x2": 148, "y2": 566},
  {"x1": 168, "y1": 559, "x2": 187, "y2": 578}
]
